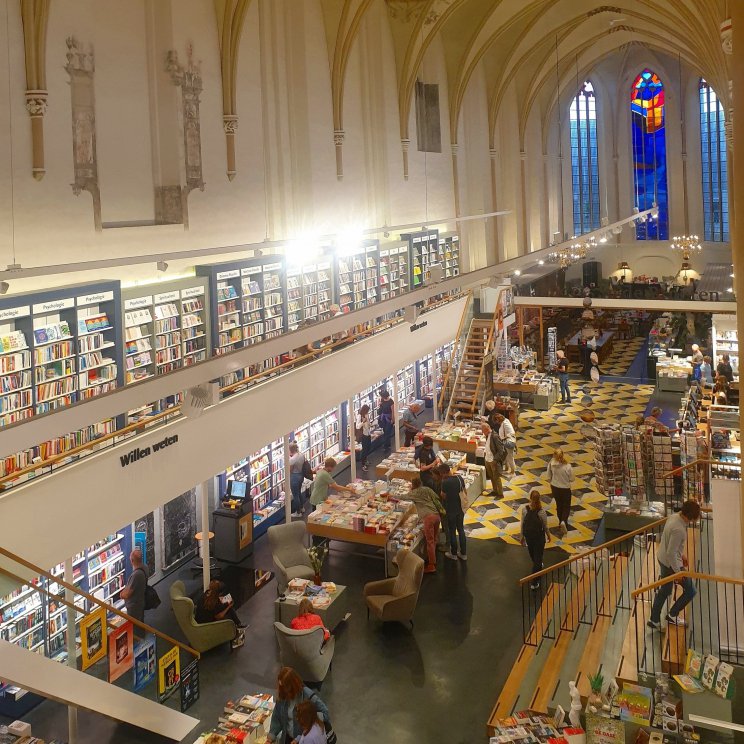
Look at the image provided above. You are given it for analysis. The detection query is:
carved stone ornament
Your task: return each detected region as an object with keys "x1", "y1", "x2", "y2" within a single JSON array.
[
  {"x1": 333, "y1": 129, "x2": 345, "y2": 146},
  {"x1": 65, "y1": 36, "x2": 94, "y2": 74},
  {"x1": 720, "y1": 18, "x2": 732, "y2": 55},
  {"x1": 223, "y1": 115, "x2": 238, "y2": 134},
  {"x1": 25, "y1": 90, "x2": 48, "y2": 117},
  {"x1": 401, "y1": 138, "x2": 411, "y2": 152}
]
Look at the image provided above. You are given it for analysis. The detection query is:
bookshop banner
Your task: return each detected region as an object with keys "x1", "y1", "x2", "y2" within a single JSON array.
[
  {"x1": 133, "y1": 636, "x2": 156, "y2": 691},
  {"x1": 158, "y1": 645, "x2": 180, "y2": 702},
  {"x1": 80, "y1": 607, "x2": 107, "y2": 671},
  {"x1": 108, "y1": 622, "x2": 134, "y2": 683}
]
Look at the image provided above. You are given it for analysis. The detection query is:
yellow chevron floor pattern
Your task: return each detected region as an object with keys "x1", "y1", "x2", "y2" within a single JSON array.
[
  {"x1": 600, "y1": 336, "x2": 646, "y2": 376},
  {"x1": 464, "y1": 381, "x2": 655, "y2": 554}
]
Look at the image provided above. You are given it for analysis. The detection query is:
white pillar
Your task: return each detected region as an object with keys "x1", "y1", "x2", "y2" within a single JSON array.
[
  {"x1": 284, "y1": 434, "x2": 292, "y2": 521},
  {"x1": 391, "y1": 370, "x2": 401, "y2": 451},
  {"x1": 432, "y1": 352, "x2": 439, "y2": 422},
  {"x1": 198, "y1": 480, "x2": 211, "y2": 591},
  {"x1": 348, "y1": 399, "x2": 357, "y2": 481},
  {"x1": 64, "y1": 557, "x2": 78, "y2": 744}
]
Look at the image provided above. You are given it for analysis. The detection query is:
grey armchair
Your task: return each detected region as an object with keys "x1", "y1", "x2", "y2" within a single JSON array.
[
  {"x1": 268, "y1": 521, "x2": 315, "y2": 593},
  {"x1": 273, "y1": 622, "x2": 335, "y2": 683},
  {"x1": 364, "y1": 549, "x2": 424, "y2": 627},
  {"x1": 169, "y1": 580, "x2": 237, "y2": 653}
]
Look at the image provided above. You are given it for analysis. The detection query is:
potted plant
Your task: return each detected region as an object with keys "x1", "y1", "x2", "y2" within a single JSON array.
[
  {"x1": 587, "y1": 670, "x2": 605, "y2": 711},
  {"x1": 307, "y1": 545, "x2": 327, "y2": 586}
]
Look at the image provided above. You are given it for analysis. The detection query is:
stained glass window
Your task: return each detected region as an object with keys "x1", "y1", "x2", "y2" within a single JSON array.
[
  {"x1": 699, "y1": 79, "x2": 729, "y2": 241},
  {"x1": 631, "y1": 69, "x2": 668, "y2": 239},
  {"x1": 570, "y1": 81, "x2": 600, "y2": 236}
]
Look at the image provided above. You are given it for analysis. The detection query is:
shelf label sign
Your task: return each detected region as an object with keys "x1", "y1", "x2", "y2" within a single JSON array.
[
  {"x1": 263, "y1": 262, "x2": 282, "y2": 271},
  {"x1": 547, "y1": 327, "x2": 557, "y2": 369},
  {"x1": 0, "y1": 305, "x2": 30, "y2": 320},
  {"x1": 216, "y1": 269, "x2": 239, "y2": 280},
  {"x1": 154, "y1": 290, "x2": 179, "y2": 304},
  {"x1": 241, "y1": 266, "x2": 261, "y2": 276},
  {"x1": 76, "y1": 291, "x2": 114, "y2": 307},
  {"x1": 181, "y1": 286, "x2": 204, "y2": 299},
  {"x1": 124, "y1": 296, "x2": 152, "y2": 310},
  {"x1": 32, "y1": 298, "x2": 74, "y2": 314}
]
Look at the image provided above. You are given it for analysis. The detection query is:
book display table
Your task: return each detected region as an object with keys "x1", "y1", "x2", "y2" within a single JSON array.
[
  {"x1": 375, "y1": 447, "x2": 467, "y2": 481},
  {"x1": 274, "y1": 581, "x2": 349, "y2": 630}
]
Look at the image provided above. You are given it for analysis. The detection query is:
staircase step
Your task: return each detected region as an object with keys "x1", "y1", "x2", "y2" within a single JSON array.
[
  {"x1": 575, "y1": 555, "x2": 629, "y2": 697},
  {"x1": 530, "y1": 569, "x2": 594, "y2": 713},
  {"x1": 488, "y1": 584, "x2": 561, "y2": 732}
]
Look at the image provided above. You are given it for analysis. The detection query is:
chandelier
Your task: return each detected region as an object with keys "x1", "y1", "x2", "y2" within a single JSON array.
[
  {"x1": 670, "y1": 235, "x2": 702, "y2": 260},
  {"x1": 548, "y1": 241, "x2": 590, "y2": 269}
]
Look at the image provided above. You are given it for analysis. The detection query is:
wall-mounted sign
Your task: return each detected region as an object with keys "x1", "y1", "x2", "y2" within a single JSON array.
[
  {"x1": 124, "y1": 296, "x2": 153, "y2": 310},
  {"x1": 120, "y1": 434, "x2": 179, "y2": 468},
  {"x1": 180, "y1": 286, "x2": 204, "y2": 299},
  {"x1": 241, "y1": 266, "x2": 261, "y2": 276},
  {"x1": 0, "y1": 306, "x2": 30, "y2": 321},
  {"x1": 108, "y1": 622, "x2": 134, "y2": 683},
  {"x1": 32, "y1": 298, "x2": 74, "y2": 314},
  {"x1": 409, "y1": 320, "x2": 428, "y2": 333},
  {"x1": 133, "y1": 636, "x2": 156, "y2": 691},
  {"x1": 76, "y1": 291, "x2": 114, "y2": 307},
  {"x1": 154, "y1": 290, "x2": 179, "y2": 304},
  {"x1": 263, "y1": 262, "x2": 282, "y2": 272}
]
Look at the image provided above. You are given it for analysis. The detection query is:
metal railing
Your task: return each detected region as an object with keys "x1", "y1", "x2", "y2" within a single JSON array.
[
  {"x1": 632, "y1": 571, "x2": 744, "y2": 675},
  {"x1": 0, "y1": 545, "x2": 199, "y2": 709},
  {"x1": 0, "y1": 292, "x2": 464, "y2": 491}
]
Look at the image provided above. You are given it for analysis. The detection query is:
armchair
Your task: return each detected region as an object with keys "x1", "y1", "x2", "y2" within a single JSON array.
[
  {"x1": 273, "y1": 622, "x2": 335, "y2": 683},
  {"x1": 268, "y1": 521, "x2": 315, "y2": 593},
  {"x1": 169, "y1": 580, "x2": 237, "y2": 653},
  {"x1": 363, "y1": 549, "x2": 424, "y2": 627}
]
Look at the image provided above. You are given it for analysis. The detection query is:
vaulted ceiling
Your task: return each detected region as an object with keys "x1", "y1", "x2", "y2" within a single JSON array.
[{"x1": 320, "y1": 0, "x2": 730, "y2": 150}]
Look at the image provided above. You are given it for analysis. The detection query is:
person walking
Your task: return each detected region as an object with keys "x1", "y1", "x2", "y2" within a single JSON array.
[
  {"x1": 120, "y1": 549, "x2": 148, "y2": 625},
  {"x1": 288, "y1": 442, "x2": 307, "y2": 515},
  {"x1": 545, "y1": 448, "x2": 574, "y2": 535},
  {"x1": 356, "y1": 404, "x2": 372, "y2": 472},
  {"x1": 556, "y1": 349, "x2": 571, "y2": 404},
  {"x1": 266, "y1": 667, "x2": 331, "y2": 744},
  {"x1": 440, "y1": 463, "x2": 467, "y2": 561},
  {"x1": 378, "y1": 389, "x2": 395, "y2": 452},
  {"x1": 521, "y1": 490, "x2": 551, "y2": 589},
  {"x1": 408, "y1": 475, "x2": 444, "y2": 574},
  {"x1": 647, "y1": 500, "x2": 702, "y2": 630},
  {"x1": 400, "y1": 402, "x2": 421, "y2": 446},
  {"x1": 494, "y1": 412, "x2": 517, "y2": 474},
  {"x1": 481, "y1": 423, "x2": 505, "y2": 498}
]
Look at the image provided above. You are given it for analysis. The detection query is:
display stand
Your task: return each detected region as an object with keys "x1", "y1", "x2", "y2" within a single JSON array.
[{"x1": 438, "y1": 232, "x2": 460, "y2": 279}]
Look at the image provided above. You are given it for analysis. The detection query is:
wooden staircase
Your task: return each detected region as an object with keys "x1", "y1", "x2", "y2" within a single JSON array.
[
  {"x1": 487, "y1": 518, "x2": 716, "y2": 736},
  {"x1": 445, "y1": 318, "x2": 493, "y2": 420}
]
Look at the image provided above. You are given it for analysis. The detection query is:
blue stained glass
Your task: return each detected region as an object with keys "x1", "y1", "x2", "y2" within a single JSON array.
[
  {"x1": 570, "y1": 82, "x2": 600, "y2": 236},
  {"x1": 699, "y1": 78, "x2": 729, "y2": 241},
  {"x1": 631, "y1": 69, "x2": 668, "y2": 239}
]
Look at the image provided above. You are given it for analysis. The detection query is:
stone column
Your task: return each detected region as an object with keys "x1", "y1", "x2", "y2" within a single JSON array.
[{"x1": 25, "y1": 91, "x2": 47, "y2": 180}]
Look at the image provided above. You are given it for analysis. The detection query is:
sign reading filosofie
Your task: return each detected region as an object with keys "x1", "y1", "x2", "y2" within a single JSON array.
[{"x1": 120, "y1": 435, "x2": 179, "y2": 468}]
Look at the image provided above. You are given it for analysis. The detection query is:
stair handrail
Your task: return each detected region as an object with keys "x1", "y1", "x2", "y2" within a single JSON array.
[
  {"x1": 519, "y1": 516, "x2": 669, "y2": 585},
  {"x1": 0, "y1": 544, "x2": 200, "y2": 658},
  {"x1": 661, "y1": 458, "x2": 728, "y2": 479},
  {"x1": 440, "y1": 291, "x2": 474, "y2": 420},
  {"x1": 468, "y1": 314, "x2": 497, "y2": 417},
  {"x1": 1, "y1": 292, "x2": 466, "y2": 489},
  {"x1": 631, "y1": 569, "x2": 744, "y2": 598}
]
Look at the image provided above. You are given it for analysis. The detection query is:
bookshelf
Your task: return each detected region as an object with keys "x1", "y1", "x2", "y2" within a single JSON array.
[
  {"x1": 379, "y1": 243, "x2": 410, "y2": 302},
  {"x1": 395, "y1": 363, "x2": 417, "y2": 411},
  {"x1": 401, "y1": 229, "x2": 439, "y2": 289},
  {"x1": 417, "y1": 354, "x2": 433, "y2": 398},
  {"x1": 712, "y1": 314, "x2": 739, "y2": 380},
  {"x1": 76, "y1": 291, "x2": 118, "y2": 401},
  {"x1": 153, "y1": 290, "x2": 183, "y2": 375},
  {"x1": 124, "y1": 296, "x2": 155, "y2": 386},
  {"x1": 438, "y1": 233, "x2": 461, "y2": 279},
  {"x1": 0, "y1": 305, "x2": 33, "y2": 427},
  {"x1": 181, "y1": 285, "x2": 208, "y2": 366},
  {"x1": 335, "y1": 241, "x2": 379, "y2": 313}
]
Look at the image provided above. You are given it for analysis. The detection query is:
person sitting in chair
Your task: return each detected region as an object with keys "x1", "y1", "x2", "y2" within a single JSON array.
[
  {"x1": 290, "y1": 598, "x2": 331, "y2": 641},
  {"x1": 195, "y1": 580, "x2": 246, "y2": 649}
]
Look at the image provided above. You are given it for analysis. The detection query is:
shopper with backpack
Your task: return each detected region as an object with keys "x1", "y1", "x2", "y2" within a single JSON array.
[
  {"x1": 521, "y1": 490, "x2": 551, "y2": 589},
  {"x1": 481, "y1": 423, "x2": 505, "y2": 498}
]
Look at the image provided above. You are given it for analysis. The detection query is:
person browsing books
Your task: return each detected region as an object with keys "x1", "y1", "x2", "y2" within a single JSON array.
[
  {"x1": 356, "y1": 404, "x2": 372, "y2": 472},
  {"x1": 545, "y1": 448, "x2": 574, "y2": 535},
  {"x1": 408, "y1": 475, "x2": 444, "y2": 574},
  {"x1": 400, "y1": 402, "x2": 421, "y2": 446},
  {"x1": 494, "y1": 412, "x2": 517, "y2": 474},
  {"x1": 120, "y1": 549, "x2": 147, "y2": 624},
  {"x1": 647, "y1": 500, "x2": 701, "y2": 631},
  {"x1": 414, "y1": 436, "x2": 438, "y2": 490},
  {"x1": 195, "y1": 579, "x2": 246, "y2": 650},
  {"x1": 556, "y1": 349, "x2": 571, "y2": 404},
  {"x1": 288, "y1": 442, "x2": 308, "y2": 516},
  {"x1": 292, "y1": 700, "x2": 326, "y2": 744},
  {"x1": 267, "y1": 667, "x2": 331, "y2": 744},
  {"x1": 481, "y1": 423, "x2": 505, "y2": 498},
  {"x1": 309, "y1": 457, "x2": 354, "y2": 510},
  {"x1": 290, "y1": 598, "x2": 330, "y2": 641}
]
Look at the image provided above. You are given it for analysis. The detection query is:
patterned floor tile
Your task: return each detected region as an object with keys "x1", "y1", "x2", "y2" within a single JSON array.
[{"x1": 465, "y1": 380, "x2": 655, "y2": 554}]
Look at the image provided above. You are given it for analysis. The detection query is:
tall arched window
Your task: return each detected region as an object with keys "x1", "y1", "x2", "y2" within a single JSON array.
[
  {"x1": 631, "y1": 69, "x2": 668, "y2": 239},
  {"x1": 699, "y1": 79, "x2": 729, "y2": 241},
  {"x1": 570, "y1": 81, "x2": 600, "y2": 236}
]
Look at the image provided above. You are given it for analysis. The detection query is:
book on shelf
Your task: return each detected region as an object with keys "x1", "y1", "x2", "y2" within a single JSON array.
[{"x1": 0, "y1": 330, "x2": 28, "y2": 353}]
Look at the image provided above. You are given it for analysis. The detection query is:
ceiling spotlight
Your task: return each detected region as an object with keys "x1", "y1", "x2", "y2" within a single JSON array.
[
  {"x1": 727, "y1": 287, "x2": 734, "y2": 293},
  {"x1": 730, "y1": 273, "x2": 735, "y2": 278},
  {"x1": 599, "y1": 235, "x2": 608, "y2": 243},
  {"x1": 157, "y1": 260, "x2": 168, "y2": 272},
  {"x1": 0, "y1": 281, "x2": 8, "y2": 295},
  {"x1": 513, "y1": 269, "x2": 521, "y2": 276},
  {"x1": 538, "y1": 259, "x2": 545, "y2": 265}
]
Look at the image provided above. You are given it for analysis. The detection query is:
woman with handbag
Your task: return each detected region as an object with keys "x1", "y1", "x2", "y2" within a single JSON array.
[
  {"x1": 288, "y1": 442, "x2": 307, "y2": 516},
  {"x1": 439, "y1": 463, "x2": 467, "y2": 561},
  {"x1": 267, "y1": 667, "x2": 334, "y2": 744},
  {"x1": 356, "y1": 404, "x2": 372, "y2": 472}
]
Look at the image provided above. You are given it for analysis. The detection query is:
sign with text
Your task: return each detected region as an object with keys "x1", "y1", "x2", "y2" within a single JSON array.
[
  {"x1": 124, "y1": 296, "x2": 152, "y2": 310},
  {"x1": 80, "y1": 607, "x2": 107, "y2": 671},
  {"x1": 158, "y1": 645, "x2": 181, "y2": 702},
  {"x1": 133, "y1": 635, "x2": 156, "y2": 691},
  {"x1": 76, "y1": 291, "x2": 114, "y2": 307},
  {"x1": 32, "y1": 298, "x2": 74, "y2": 314},
  {"x1": 0, "y1": 306, "x2": 30, "y2": 321},
  {"x1": 108, "y1": 622, "x2": 134, "y2": 683}
]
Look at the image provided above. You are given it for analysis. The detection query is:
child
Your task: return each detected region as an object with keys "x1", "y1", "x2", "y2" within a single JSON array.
[{"x1": 292, "y1": 700, "x2": 326, "y2": 744}]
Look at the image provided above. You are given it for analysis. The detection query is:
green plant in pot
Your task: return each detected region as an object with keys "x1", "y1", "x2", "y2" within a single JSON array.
[
  {"x1": 307, "y1": 545, "x2": 327, "y2": 586},
  {"x1": 587, "y1": 670, "x2": 605, "y2": 710}
]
